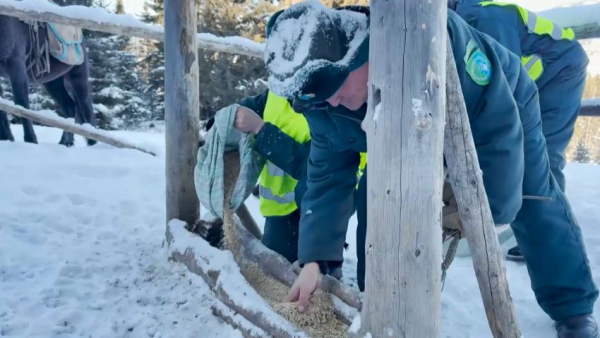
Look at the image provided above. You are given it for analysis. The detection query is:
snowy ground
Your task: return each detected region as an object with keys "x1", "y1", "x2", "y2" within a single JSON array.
[{"x1": 1, "y1": 126, "x2": 600, "y2": 338}]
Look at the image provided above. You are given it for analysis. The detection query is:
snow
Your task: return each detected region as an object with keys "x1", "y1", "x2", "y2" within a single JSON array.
[
  {"x1": 2, "y1": 100, "x2": 600, "y2": 337},
  {"x1": 583, "y1": 97, "x2": 600, "y2": 106},
  {"x1": 99, "y1": 86, "x2": 125, "y2": 100},
  {"x1": 580, "y1": 39, "x2": 600, "y2": 75},
  {"x1": 198, "y1": 32, "x2": 265, "y2": 55},
  {"x1": 373, "y1": 103, "x2": 381, "y2": 122},
  {"x1": 0, "y1": 126, "x2": 239, "y2": 338},
  {"x1": 349, "y1": 315, "x2": 361, "y2": 333},
  {"x1": 265, "y1": 0, "x2": 368, "y2": 98}
]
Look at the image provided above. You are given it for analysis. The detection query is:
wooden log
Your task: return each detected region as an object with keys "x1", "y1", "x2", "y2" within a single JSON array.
[
  {"x1": 0, "y1": 98, "x2": 156, "y2": 156},
  {"x1": 232, "y1": 213, "x2": 363, "y2": 314},
  {"x1": 572, "y1": 22, "x2": 600, "y2": 39},
  {"x1": 580, "y1": 99, "x2": 600, "y2": 117},
  {"x1": 211, "y1": 302, "x2": 273, "y2": 338},
  {"x1": 235, "y1": 203, "x2": 263, "y2": 240},
  {"x1": 444, "y1": 38, "x2": 521, "y2": 338},
  {"x1": 290, "y1": 261, "x2": 362, "y2": 311},
  {"x1": 167, "y1": 220, "x2": 307, "y2": 338},
  {"x1": 164, "y1": 0, "x2": 200, "y2": 226},
  {"x1": 0, "y1": 0, "x2": 264, "y2": 58}
]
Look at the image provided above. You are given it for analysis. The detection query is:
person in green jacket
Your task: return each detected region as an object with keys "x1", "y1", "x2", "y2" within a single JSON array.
[
  {"x1": 450, "y1": 0, "x2": 590, "y2": 263},
  {"x1": 263, "y1": 2, "x2": 598, "y2": 336},
  {"x1": 212, "y1": 89, "x2": 365, "y2": 278}
]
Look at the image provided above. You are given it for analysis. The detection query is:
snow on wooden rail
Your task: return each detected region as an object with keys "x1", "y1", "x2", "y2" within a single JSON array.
[
  {"x1": 0, "y1": 0, "x2": 264, "y2": 58},
  {"x1": 0, "y1": 98, "x2": 157, "y2": 156}
]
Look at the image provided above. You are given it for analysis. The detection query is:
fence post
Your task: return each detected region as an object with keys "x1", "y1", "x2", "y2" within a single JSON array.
[
  {"x1": 164, "y1": 0, "x2": 200, "y2": 229},
  {"x1": 360, "y1": 0, "x2": 446, "y2": 336}
]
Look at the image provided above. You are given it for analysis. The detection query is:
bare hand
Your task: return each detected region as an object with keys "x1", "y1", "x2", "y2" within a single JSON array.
[
  {"x1": 233, "y1": 106, "x2": 264, "y2": 134},
  {"x1": 284, "y1": 262, "x2": 321, "y2": 312}
]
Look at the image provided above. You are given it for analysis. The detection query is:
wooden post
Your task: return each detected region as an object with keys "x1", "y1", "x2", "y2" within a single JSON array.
[
  {"x1": 360, "y1": 0, "x2": 446, "y2": 336},
  {"x1": 444, "y1": 39, "x2": 521, "y2": 338},
  {"x1": 164, "y1": 0, "x2": 200, "y2": 226}
]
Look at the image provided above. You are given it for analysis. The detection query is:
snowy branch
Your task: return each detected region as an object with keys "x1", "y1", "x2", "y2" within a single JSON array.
[
  {"x1": 0, "y1": 0, "x2": 265, "y2": 58},
  {"x1": 0, "y1": 98, "x2": 158, "y2": 156}
]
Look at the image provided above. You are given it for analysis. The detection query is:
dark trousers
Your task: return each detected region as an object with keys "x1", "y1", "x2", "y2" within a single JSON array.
[
  {"x1": 262, "y1": 210, "x2": 300, "y2": 263},
  {"x1": 262, "y1": 207, "x2": 344, "y2": 274},
  {"x1": 538, "y1": 64, "x2": 587, "y2": 192}
]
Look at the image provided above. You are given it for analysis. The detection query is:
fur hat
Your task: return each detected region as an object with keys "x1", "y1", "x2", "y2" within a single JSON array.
[{"x1": 265, "y1": 1, "x2": 370, "y2": 105}]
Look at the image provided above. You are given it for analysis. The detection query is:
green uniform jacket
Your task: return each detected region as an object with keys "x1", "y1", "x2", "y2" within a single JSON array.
[{"x1": 295, "y1": 9, "x2": 539, "y2": 265}]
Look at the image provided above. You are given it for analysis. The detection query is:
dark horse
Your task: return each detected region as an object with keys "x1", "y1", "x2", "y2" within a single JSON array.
[{"x1": 0, "y1": 15, "x2": 96, "y2": 146}]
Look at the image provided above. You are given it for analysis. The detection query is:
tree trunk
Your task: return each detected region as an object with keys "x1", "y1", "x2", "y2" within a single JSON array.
[
  {"x1": 360, "y1": 0, "x2": 446, "y2": 336},
  {"x1": 444, "y1": 39, "x2": 521, "y2": 338},
  {"x1": 164, "y1": 0, "x2": 200, "y2": 226}
]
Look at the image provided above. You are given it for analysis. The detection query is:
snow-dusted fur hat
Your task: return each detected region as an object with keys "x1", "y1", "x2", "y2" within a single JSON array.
[{"x1": 265, "y1": 1, "x2": 370, "y2": 105}]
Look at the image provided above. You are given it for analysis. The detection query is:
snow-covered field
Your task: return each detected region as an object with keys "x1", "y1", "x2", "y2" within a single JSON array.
[{"x1": 1, "y1": 126, "x2": 600, "y2": 338}]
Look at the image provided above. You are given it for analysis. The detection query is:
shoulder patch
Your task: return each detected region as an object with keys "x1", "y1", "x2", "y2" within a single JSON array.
[{"x1": 464, "y1": 39, "x2": 492, "y2": 86}]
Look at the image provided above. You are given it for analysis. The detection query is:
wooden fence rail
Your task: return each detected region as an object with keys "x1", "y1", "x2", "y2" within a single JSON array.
[{"x1": 0, "y1": 0, "x2": 264, "y2": 58}]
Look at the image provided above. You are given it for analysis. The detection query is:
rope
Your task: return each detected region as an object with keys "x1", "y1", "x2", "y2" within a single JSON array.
[
  {"x1": 25, "y1": 21, "x2": 51, "y2": 82},
  {"x1": 441, "y1": 228, "x2": 461, "y2": 290}
]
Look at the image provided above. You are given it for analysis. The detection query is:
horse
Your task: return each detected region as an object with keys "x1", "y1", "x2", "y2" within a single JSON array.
[{"x1": 0, "y1": 15, "x2": 96, "y2": 146}]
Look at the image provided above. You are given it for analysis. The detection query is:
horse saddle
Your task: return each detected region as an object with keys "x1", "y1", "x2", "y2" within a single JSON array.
[
  {"x1": 22, "y1": 0, "x2": 84, "y2": 70},
  {"x1": 46, "y1": 22, "x2": 85, "y2": 66}
]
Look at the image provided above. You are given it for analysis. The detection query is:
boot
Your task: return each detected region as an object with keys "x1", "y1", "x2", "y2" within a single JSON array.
[
  {"x1": 506, "y1": 245, "x2": 526, "y2": 262},
  {"x1": 556, "y1": 314, "x2": 599, "y2": 338}
]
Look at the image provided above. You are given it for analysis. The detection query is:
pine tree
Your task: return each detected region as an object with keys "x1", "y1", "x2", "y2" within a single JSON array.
[
  {"x1": 573, "y1": 140, "x2": 591, "y2": 163},
  {"x1": 52, "y1": 0, "x2": 94, "y2": 6},
  {"x1": 84, "y1": 0, "x2": 149, "y2": 129},
  {"x1": 139, "y1": 0, "x2": 166, "y2": 121},
  {"x1": 115, "y1": 0, "x2": 125, "y2": 14},
  {"x1": 196, "y1": 0, "x2": 274, "y2": 120}
]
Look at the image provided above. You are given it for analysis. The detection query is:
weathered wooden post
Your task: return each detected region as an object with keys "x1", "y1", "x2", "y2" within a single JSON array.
[
  {"x1": 444, "y1": 39, "x2": 521, "y2": 337},
  {"x1": 360, "y1": 0, "x2": 447, "y2": 336},
  {"x1": 164, "y1": 0, "x2": 200, "y2": 227}
]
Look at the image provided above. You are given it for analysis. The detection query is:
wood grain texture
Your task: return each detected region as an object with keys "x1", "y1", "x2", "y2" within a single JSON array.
[
  {"x1": 164, "y1": 0, "x2": 200, "y2": 226},
  {"x1": 444, "y1": 39, "x2": 521, "y2": 338},
  {"x1": 360, "y1": 0, "x2": 446, "y2": 336}
]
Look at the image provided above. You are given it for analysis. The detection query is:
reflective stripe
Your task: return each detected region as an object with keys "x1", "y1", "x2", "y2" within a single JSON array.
[
  {"x1": 259, "y1": 185, "x2": 295, "y2": 204},
  {"x1": 481, "y1": 1, "x2": 575, "y2": 41},
  {"x1": 266, "y1": 162, "x2": 285, "y2": 177},
  {"x1": 551, "y1": 24, "x2": 563, "y2": 40},
  {"x1": 526, "y1": 10, "x2": 537, "y2": 33},
  {"x1": 522, "y1": 55, "x2": 538, "y2": 69},
  {"x1": 521, "y1": 54, "x2": 543, "y2": 81}
]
